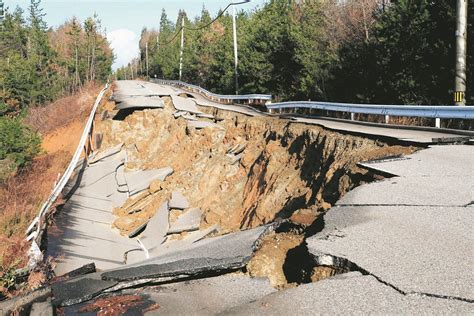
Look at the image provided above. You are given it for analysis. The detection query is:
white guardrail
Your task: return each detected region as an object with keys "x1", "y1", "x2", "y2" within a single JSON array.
[
  {"x1": 267, "y1": 101, "x2": 474, "y2": 128},
  {"x1": 152, "y1": 79, "x2": 272, "y2": 104},
  {"x1": 25, "y1": 83, "x2": 110, "y2": 269}
]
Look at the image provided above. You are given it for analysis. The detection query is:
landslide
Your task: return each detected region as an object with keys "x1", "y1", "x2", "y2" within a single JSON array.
[{"x1": 96, "y1": 98, "x2": 416, "y2": 237}]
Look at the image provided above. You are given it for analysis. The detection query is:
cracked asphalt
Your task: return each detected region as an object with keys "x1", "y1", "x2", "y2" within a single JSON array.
[{"x1": 26, "y1": 81, "x2": 474, "y2": 314}]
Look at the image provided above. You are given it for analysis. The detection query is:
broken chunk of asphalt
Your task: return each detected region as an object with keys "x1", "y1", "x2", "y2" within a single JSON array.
[
  {"x1": 102, "y1": 257, "x2": 244, "y2": 282},
  {"x1": 104, "y1": 225, "x2": 270, "y2": 282},
  {"x1": 52, "y1": 276, "x2": 118, "y2": 307},
  {"x1": 51, "y1": 225, "x2": 273, "y2": 307},
  {"x1": 53, "y1": 263, "x2": 96, "y2": 283}
]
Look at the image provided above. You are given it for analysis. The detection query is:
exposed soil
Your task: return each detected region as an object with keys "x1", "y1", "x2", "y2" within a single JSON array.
[
  {"x1": 97, "y1": 98, "x2": 416, "y2": 237},
  {"x1": 247, "y1": 232, "x2": 304, "y2": 288},
  {"x1": 41, "y1": 121, "x2": 84, "y2": 155}
]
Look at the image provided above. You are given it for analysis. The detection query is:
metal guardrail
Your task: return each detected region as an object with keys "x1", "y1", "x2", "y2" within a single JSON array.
[
  {"x1": 154, "y1": 79, "x2": 473, "y2": 127},
  {"x1": 153, "y1": 79, "x2": 272, "y2": 104},
  {"x1": 267, "y1": 101, "x2": 474, "y2": 127},
  {"x1": 25, "y1": 83, "x2": 110, "y2": 269}
]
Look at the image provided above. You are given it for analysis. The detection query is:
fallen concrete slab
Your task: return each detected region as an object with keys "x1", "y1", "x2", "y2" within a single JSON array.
[
  {"x1": 169, "y1": 191, "x2": 189, "y2": 210},
  {"x1": 173, "y1": 110, "x2": 188, "y2": 118},
  {"x1": 103, "y1": 225, "x2": 269, "y2": 282},
  {"x1": 151, "y1": 224, "x2": 219, "y2": 256},
  {"x1": 221, "y1": 273, "x2": 473, "y2": 315},
  {"x1": 171, "y1": 95, "x2": 202, "y2": 114},
  {"x1": 168, "y1": 208, "x2": 202, "y2": 234},
  {"x1": 47, "y1": 159, "x2": 137, "y2": 274},
  {"x1": 50, "y1": 226, "x2": 270, "y2": 308},
  {"x1": 182, "y1": 113, "x2": 199, "y2": 121},
  {"x1": 89, "y1": 143, "x2": 124, "y2": 164},
  {"x1": 307, "y1": 205, "x2": 474, "y2": 301},
  {"x1": 196, "y1": 113, "x2": 215, "y2": 119},
  {"x1": 80, "y1": 151, "x2": 126, "y2": 187},
  {"x1": 125, "y1": 167, "x2": 173, "y2": 196},
  {"x1": 138, "y1": 201, "x2": 169, "y2": 252},
  {"x1": 109, "y1": 190, "x2": 129, "y2": 208}
]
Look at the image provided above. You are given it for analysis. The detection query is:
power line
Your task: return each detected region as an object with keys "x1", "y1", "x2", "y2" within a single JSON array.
[{"x1": 160, "y1": 1, "x2": 248, "y2": 46}]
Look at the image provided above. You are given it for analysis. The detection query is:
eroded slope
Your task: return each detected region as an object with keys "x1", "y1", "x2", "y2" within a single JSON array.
[{"x1": 96, "y1": 97, "x2": 415, "y2": 237}]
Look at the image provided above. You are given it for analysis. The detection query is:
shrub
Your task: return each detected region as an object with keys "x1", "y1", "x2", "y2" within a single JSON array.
[{"x1": 0, "y1": 117, "x2": 41, "y2": 170}]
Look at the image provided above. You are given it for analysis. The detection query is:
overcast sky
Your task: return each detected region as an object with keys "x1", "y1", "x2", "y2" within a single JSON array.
[{"x1": 4, "y1": 0, "x2": 266, "y2": 69}]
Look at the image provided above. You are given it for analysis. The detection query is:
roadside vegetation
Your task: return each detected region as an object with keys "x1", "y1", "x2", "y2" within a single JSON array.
[
  {"x1": 122, "y1": 0, "x2": 473, "y2": 105},
  {"x1": 0, "y1": 0, "x2": 113, "y2": 295},
  {"x1": 0, "y1": 0, "x2": 113, "y2": 178}
]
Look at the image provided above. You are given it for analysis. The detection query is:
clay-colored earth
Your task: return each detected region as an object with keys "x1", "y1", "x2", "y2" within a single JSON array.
[
  {"x1": 247, "y1": 232, "x2": 305, "y2": 288},
  {"x1": 96, "y1": 97, "x2": 415, "y2": 237}
]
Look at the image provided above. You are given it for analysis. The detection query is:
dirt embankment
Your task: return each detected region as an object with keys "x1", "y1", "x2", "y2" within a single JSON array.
[{"x1": 98, "y1": 100, "x2": 415, "y2": 239}]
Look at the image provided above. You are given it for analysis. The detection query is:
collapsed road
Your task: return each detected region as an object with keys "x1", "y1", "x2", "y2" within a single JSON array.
[{"x1": 1, "y1": 80, "x2": 472, "y2": 314}]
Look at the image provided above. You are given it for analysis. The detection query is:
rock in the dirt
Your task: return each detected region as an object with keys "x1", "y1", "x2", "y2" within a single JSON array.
[{"x1": 187, "y1": 120, "x2": 223, "y2": 130}]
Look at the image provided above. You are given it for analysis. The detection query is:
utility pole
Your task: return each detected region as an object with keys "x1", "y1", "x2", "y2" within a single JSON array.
[
  {"x1": 145, "y1": 41, "x2": 149, "y2": 78},
  {"x1": 455, "y1": 0, "x2": 468, "y2": 105},
  {"x1": 231, "y1": 1, "x2": 249, "y2": 94},
  {"x1": 232, "y1": 5, "x2": 239, "y2": 94},
  {"x1": 179, "y1": 17, "x2": 185, "y2": 81}
]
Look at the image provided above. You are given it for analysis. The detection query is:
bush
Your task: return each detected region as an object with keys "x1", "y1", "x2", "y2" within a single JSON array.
[{"x1": 0, "y1": 117, "x2": 41, "y2": 170}]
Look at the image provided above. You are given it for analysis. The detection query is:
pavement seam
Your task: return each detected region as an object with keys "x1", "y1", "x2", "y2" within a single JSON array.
[{"x1": 312, "y1": 252, "x2": 474, "y2": 304}]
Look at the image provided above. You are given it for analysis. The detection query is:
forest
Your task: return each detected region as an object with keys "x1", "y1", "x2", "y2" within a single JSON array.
[
  {"x1": 0, "y1": 0, "x2": 113, "y2": 174},
  {"x1": 120, "y1": 0, "x2": 472, "y2": 106}
]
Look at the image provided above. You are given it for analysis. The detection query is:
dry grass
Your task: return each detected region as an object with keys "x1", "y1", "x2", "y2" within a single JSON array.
[
  {"x1": 24, "y1": 82, "x2": 101, "y2": 135},
  {"x1": 0, "y1": 84, "x2": 106, "y2": 294}
]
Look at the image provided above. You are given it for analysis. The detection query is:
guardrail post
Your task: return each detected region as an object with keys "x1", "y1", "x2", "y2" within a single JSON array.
[
  {"x1": 385, "y1": 115, "x2": 390, "y2": 124},
  {"x1": 435, "y1": 118, "x2": 441, "y2": 128},
  {"x1": 350, "y1": 113, "x2": 355, "y2": 121}
]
